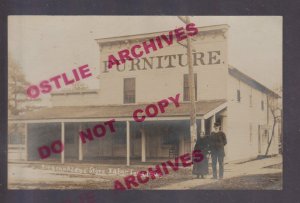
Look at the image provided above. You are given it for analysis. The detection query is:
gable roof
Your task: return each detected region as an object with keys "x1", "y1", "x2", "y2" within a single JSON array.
[
  {"x1": 95, "y1": 24, "x2": 229, "y2": 45},
  {"x1": 228, "y1": 65, "x2": 280, "y2": 98}
]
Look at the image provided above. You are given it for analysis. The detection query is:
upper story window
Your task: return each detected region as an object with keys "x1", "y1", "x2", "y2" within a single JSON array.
[
  {"x1": 249, "y1": 88, "x2": 253, "y2": 107},
  {"x1": 124, "y1": 78, "x2": 135, "y2": 104},
  {"x1": 261, "y1": 100, "x2": 264, "y2": 111},
  {"x1": 183, "y1": 74, "x2": 197, "y2": 101},
  {"x1": 237, "y1": 89, "x2": 241, "y2": 102}
]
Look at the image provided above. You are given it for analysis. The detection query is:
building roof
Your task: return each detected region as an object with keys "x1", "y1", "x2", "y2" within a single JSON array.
[
  {"x1": 51, "y1": 89, "x2": 98, "y2": 96},
  {"x1": 9, "y1": 99, "x2": 226, "y2": 121},
  {"x1": 228, "y1": 66, "x2": 280, "y2": 98},
  {"x1": 95, "y1": 24, "x2": 229, "y2": 45}
]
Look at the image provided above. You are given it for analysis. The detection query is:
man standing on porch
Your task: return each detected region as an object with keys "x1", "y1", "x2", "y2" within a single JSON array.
[{"x1": 210, "y1": 122, "x2": 227, "y2": 179}]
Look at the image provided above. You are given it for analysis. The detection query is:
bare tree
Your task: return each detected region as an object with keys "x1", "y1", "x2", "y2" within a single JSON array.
[
  {"x1": 8, "y1": 56, "x2": 40, "y2": 144},
  {"x1": 8, "y1": 58, "x2": 29, "y2": 115},
  {"x1": 265, "y1": 87, "x2": 282, "y2": 156}
]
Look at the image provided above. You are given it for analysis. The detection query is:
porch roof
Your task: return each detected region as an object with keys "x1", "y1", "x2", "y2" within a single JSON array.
[{"x1": 9, "y1": 99, "x2": 227, "y2": 121}]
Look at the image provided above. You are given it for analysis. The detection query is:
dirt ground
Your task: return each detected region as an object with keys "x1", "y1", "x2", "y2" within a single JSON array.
[
  {"x1": 129, "y1": 167, "x2": 283, "y2": 190},
  {"x1": 191, "y1": 172, "x2": 282, "y2": 190},
  {"x1": 11, "y1": 166, "x2": 282, "y2": 190},
  {"x1": 8, "y1": 157, "x2": 282, "y2": 190},
  {"x1": 9, "y1": 163, "x2": 195, "y2": 189},
  {"x1": 9, "y1": 165, "x2": 196, "y2": 190}
]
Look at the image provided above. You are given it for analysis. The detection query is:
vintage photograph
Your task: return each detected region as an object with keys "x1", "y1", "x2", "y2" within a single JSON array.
[{"x1": 7, "y1": 16, "x2": 282, "y2": 190}]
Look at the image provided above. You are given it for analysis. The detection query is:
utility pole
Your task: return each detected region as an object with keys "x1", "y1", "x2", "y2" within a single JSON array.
[{"x1": 177, "y1": 16, "x2": 197, "y2": 151}]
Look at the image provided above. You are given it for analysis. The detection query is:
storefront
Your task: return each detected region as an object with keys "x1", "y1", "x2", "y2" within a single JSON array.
[{"x1": 8, "y1": 24, "x2": 280, "y2": 165}]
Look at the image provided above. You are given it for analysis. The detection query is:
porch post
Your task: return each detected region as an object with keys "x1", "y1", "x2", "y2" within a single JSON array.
[
  {"x1": 179, "y1": 134, "x2": 185, "y2": 155},
  {"x1": 221, "y1": 115, "x2": 227, "y2": 134},
  {"x1": 79, "y1": 123, "x2": 83, "y2": 161},
  {"x1": 211, "y1": 115, "x2": 216, "y2": 133},
  {"x1": 126, "y1": 121, "x2": 130, "y2": 166},
  {"x1": 24, "y1": 123, "x2": 28, "y2": 161},
  {"x1": 191, "y1": 120, "x2": 197, "y2": 153},
  {"x1": 141, "y1": 128, "x2": 146, "y2": 162},
  {"x1": 61, "y1": 122, "x2": 65, "y2": 164},
  {"x1": 201, "y1": 119, "x2": 205, "y2": 134}
]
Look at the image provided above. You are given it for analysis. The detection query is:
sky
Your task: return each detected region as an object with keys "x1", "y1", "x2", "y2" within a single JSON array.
[{"x1": 8, "y1": 16, "x2": 282, "y2": 94}]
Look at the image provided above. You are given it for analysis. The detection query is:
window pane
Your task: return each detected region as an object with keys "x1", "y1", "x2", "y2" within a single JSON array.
[
  {"x1": 8, "y1": 123, "x2": 25, "y2": 145},
  {"x1": 237, "y1": 90, "x2": 241, "y2": 102},
  {"x1": 124, "y1": 78, "x2": 135, "y2": 103}
]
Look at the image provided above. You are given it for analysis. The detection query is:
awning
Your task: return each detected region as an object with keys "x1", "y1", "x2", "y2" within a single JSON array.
[{"x1": 9, "y1": 99, "x2": 227, "y2": 122}]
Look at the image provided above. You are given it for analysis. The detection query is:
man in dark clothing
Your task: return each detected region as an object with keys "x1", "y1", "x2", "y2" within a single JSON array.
[{"x1": 210, "y1": 122, "x2": 227, "y2": 179}]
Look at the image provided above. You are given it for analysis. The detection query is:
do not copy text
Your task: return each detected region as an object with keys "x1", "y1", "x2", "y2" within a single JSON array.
[
  {"x1": 37, "y1": 93, "x2": 181, "y2": 159},
  {"x1": 79, "y1": 93, "x2": 181, "y2": 144}
]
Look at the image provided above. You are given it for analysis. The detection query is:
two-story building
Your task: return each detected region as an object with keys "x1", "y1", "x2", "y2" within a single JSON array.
[{"x1": 8, "y1": 24, "x2": 281, "y2": 165}]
